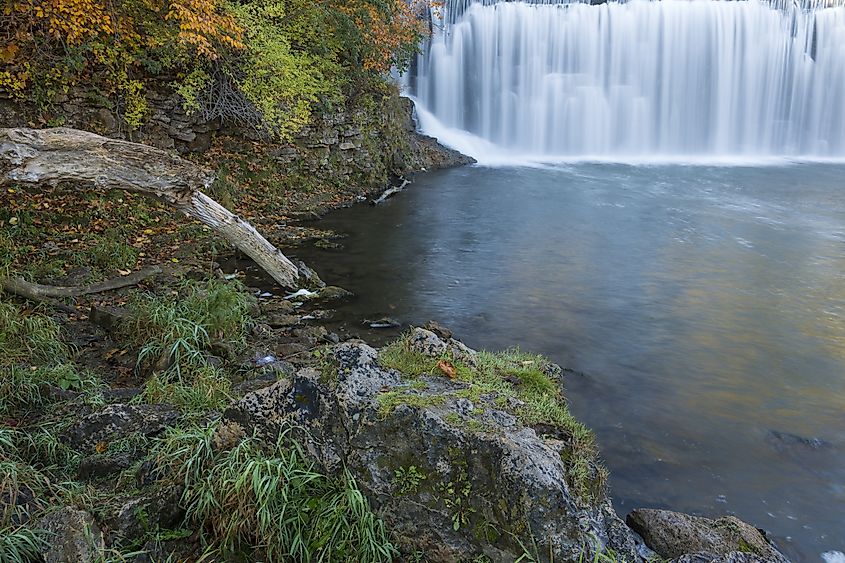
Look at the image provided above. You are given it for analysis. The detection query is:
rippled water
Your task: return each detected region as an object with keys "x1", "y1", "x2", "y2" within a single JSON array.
[{"x1": 293, "y1": 163, "x2": 845, "y2": 561}]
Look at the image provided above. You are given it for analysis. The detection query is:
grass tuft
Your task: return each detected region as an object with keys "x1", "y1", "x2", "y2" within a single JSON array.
[
  {"x1": 0, "y1": 364, "x2": 102, "y2": 417},
  {"x1": 0, "y1": 525, "x2": 48, "y2": 563},
  {"x1": 153, "y1": 423, "x2": 396, "y2": 562},
  {"x1": 124, "y1": 279, "x2": 254, "y2": 378},
  {"x1": 0, "y1": 301, "x2": 70, "y2": 365}
]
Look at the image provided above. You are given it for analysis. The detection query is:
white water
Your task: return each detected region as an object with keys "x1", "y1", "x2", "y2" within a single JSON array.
[{"x1": 407, "y1": 0, "x2": 845, "y2": 162}]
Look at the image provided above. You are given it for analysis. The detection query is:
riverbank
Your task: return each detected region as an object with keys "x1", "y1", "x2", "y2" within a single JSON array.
[{"x1": 0, "y1": 101, "x2": 792, "y2": 562}]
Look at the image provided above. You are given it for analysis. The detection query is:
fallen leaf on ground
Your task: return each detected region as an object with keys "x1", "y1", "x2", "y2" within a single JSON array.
[{"x1": 437, "y1": 360, "x2": 457, "y2": 379}]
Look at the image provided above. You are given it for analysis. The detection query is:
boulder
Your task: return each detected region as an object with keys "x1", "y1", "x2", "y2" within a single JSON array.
[
  {"x1": 408, "y1": 326, "x2": 479, "y2": 367},
  {"x1": 65, "y1": 404, "x2": 180, "y2": 451},
  {"x1": 625, "y1": 509, "x2": 789, "y2": 562},
  {"x1": 220, "y1": 338, "x2": 648, "y2": 562},
  {"x1": 35, "y1": 507, "x2": 105, "y2": 563}
]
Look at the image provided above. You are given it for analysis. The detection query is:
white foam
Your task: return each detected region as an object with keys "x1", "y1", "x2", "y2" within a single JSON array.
[{"x1": 822, "y1": 551, "x2": 845, "y2": 563}]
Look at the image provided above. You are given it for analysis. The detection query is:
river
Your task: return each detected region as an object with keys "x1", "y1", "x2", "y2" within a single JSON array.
[{"x1": 294, "y1": 162, "x2": 845, "y2": 561}]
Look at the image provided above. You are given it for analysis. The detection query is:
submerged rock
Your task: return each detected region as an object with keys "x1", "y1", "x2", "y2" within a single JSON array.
[
  {"x1": 220, "y1": 332, "x2": 647, "y2": 562},
  {"x1": 625, "y1": 508, "x2": 789, "y2": 562}
]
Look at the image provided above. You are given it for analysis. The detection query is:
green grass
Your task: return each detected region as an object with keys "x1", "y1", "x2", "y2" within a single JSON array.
[
  {"x1": 124, "y1": 279, "x2": 254, "y2": 378},
  {"x1": 81, "y1": 228, "x2": 139, "y2": 274},
  {"x1": 0, "y1": 301, "x2": 70, "y2": 366},
  {"x1": 153, "y1": 423, "x2": 396, "y2": 562},
  {"x1": 0, "y1": 525, "x2": 48, "y2": 563},
  {"x1": 138, "y1": 366, "x2": 232, "y2": 417},
  {"x1": 378, "y1": 334, "x2": 607, "y2": 504},
  {"x1": 0, "y1": 364, "x2": 102, "y2": 417}
]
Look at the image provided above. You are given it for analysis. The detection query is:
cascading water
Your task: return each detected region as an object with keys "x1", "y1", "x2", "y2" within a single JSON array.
[{"x1": 405, "y1": 0, "x2": 845, "y2": 162}]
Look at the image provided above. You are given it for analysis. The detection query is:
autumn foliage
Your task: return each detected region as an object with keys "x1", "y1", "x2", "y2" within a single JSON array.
[{"x1": 0, "y1": 0, "x2": 429, "y2": 133}]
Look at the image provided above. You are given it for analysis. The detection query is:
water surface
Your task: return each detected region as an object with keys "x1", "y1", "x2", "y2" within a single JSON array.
[{"x1": 294, "y1": 163, "x2": 845, "y2": 561}]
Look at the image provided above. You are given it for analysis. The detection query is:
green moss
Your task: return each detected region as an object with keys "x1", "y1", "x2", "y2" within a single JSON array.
[
  {"x1": 377, "y1": 391, "x2": 445, "y2": 418},
  {"x1": 378, "y1": 333, "x2": 607, "y2": 505}
]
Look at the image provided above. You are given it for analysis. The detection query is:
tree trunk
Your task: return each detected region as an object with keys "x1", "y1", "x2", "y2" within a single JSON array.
[{"x1": 0, "y1": 127, "x2": 301, "y2": 289}]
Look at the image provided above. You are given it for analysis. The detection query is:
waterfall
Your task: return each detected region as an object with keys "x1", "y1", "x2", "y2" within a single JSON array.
[{"x1": 406, "y1": 0, "x2": 845, "y2": 162}]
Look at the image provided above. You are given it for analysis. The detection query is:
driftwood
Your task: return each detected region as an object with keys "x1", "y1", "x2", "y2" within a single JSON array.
[
  {"x1": 1, "y1": 266, "x2": 162, "y2": 299},
  {"x1": 0, "y1": 266, "x2": 162, "y2": 313},
  {"x1": 0, "y1": 127, "x2": 301, "y2": 289},
  {"x1": 372, "y1": 178, "x2": 410, "y2": 205}
]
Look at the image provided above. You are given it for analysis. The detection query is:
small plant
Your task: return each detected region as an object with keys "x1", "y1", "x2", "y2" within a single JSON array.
[
  {"x1": 393, "y1": 465, "x2": 426, "y2": 495},
  {"x1": 440, "y1": 457, "x2": 474, "y2": 532},
  {"x1": 0, "y1": 364, "x2": 102, "y2": 417}
]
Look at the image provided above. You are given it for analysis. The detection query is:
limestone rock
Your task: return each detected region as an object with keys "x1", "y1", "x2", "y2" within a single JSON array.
[
  {"x1": 222, "y1": 339, "x2": 647, "y2": 562},
  {"x1": 408, "y1": 326, "x2": 479, "y2": 368},
  {"x1": 35, "y1": 507, "x2": 105, "y2": 563},
  {"x1": 626, "y1": 509, "x2": 789, "y2": 562},
  {"x1": 65, "y1": 404, "x2": 180, "y2": 450}
]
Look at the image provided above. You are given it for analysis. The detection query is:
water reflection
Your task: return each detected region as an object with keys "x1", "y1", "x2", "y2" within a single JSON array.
[{"x1": 293, "y1": 163, "x2": 845, "y2": 560}]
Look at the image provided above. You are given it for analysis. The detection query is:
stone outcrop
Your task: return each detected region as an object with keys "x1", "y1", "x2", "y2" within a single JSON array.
[
  {"x1": 65, "y1": 403, "x2": 180, "y2": 450},
  {"x1": 35, "y1": 507, "x2": 105, "y2": 563},
  {"x1": 626, "y1": 508, "x2": 789, "y2": 563},
  {"x1": 0, "y1": 84, "x2": 472, "y2": 194},
  {"x1": 219, "y1": 333, "x2": 648, "y2": 562}
]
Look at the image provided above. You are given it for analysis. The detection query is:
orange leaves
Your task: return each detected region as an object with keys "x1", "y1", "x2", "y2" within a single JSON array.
[
  {"x1": 166, "y1": 0, "x2": 244, "y2": 59},
  {"x1": 437, "y1": 359, "x2": 457, "y2": 379},
  {"x1": 335, "y1": 0, "x2": 428, "y2": 73}
]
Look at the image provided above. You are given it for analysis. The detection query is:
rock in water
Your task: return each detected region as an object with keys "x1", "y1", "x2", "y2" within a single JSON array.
[
  {"x1": 625, "y1": 508, "x2": 789, "y2": 562},
  {"x1": 220, "y1": 337, "x2": 647, "y2": 562},
  {"x1": 35, "y1": 507, "x2": 105, "y2": 563}
]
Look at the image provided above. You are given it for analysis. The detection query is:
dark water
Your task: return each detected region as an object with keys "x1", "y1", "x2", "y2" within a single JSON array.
[{"x1": 292, "y1": 163, "x2": 845, "y2": 561}]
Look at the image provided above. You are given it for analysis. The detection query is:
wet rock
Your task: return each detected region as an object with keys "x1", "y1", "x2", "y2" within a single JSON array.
[
  {"x1": 77, "y1": 451, "x2": 136, "y2": 480},
  {"x1": 316, "y1": 285, "x2": 353, "y2": 302},
  {"x1": 106, "y1": 485, "x2": 185, "y2": 545},
  {"x1": 625, "y1": 509, "x2": 789, "y2": 562},
  {"x1": 423, "y1": 320, "x2": 453, "y2": 340},
  {"x1": 220, "y1": 341, "x2": 647, "y2": 562},
  {"x1": 291, "y1": 325, "x2": 328, "y2": 346},
  {"x1": 261, "y1": 299, "x2": 295, "y2": 315},
  {"x1": 101, "y1": 387, "x2": 143, "y2": 403},
  {"x1": 266, "y1": 312, "x2": 300, "y2": 328},
  {"x1": 35, "y1": 507, "x2": 105, "y2": 563},
  {"x1": 65, "y1": 404, "x2": 180, "y2": 451},
  {"x1": 296, "y1": 261, "x2": 326, "y2": 289}
]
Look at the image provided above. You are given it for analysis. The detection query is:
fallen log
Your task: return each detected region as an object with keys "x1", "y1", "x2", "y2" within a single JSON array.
[
  {"x1": 0, "y1": 127, "x2": 301, "y2": 289},
  {"x1": 0, "y1": 266, "x2": 162, "y2": 299}
]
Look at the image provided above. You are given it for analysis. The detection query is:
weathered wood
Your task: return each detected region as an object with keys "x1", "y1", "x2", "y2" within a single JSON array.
[
  {"x1": 372, "y1": 178, "x2": 410, "y2": 205},
  {"x1": 1, "y1": 266, "x2": 161, "y2": 299},
  {"x1": 0, "y1": 127, "x2": 301, "y2": 289}
]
